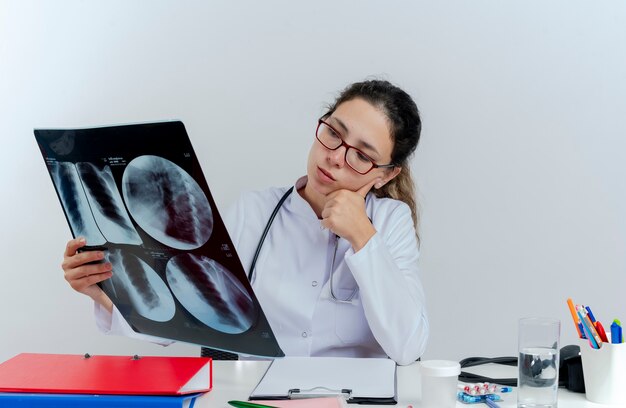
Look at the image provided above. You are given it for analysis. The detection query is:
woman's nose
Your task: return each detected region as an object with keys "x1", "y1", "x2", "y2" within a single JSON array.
[{"x1": 327, "y1": 146, "x2": 346, "y2": 167}]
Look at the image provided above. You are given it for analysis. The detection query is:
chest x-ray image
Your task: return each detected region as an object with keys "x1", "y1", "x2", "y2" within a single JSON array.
[{"x1": 35, "y1": 121, "x2": 284, "y2": 357}]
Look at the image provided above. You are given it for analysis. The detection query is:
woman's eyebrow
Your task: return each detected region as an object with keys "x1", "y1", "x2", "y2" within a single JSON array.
[
  {"x1": 330, "y1": 116, "x2": 349, "y2": 135},
  {"x1": 329, "y1": 116, "x2": 381, "y2": 158}
]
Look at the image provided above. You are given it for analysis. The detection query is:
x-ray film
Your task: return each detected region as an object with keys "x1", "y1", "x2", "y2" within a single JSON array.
[{"x1": 35, "y1": 121, "x2": 285, "y2": 357}]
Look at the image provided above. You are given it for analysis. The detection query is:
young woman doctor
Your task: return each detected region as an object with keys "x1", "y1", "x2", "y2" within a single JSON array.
[{"x1": 61, "y1": 79, "x2": 429, "y2": 366}]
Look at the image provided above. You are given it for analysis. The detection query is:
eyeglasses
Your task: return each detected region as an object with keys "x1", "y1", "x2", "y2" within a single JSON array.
[{"x1": 316, "y1": 119, "x2": 395, "y2": 175}]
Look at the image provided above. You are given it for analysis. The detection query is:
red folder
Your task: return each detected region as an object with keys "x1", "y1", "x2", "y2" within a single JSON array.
[{"x1": 0, "y1": 353, "x2": 212, "y2": 395}]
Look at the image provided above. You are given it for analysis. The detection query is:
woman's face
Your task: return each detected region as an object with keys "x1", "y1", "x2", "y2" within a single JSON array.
[{"x1": 306, "y1": 97, "x2": 399, "y2": 196}]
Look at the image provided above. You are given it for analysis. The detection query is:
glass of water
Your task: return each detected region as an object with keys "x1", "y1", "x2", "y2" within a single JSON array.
[{"x1": 518, "y1": 317, "x2": 560, "y2": 408}]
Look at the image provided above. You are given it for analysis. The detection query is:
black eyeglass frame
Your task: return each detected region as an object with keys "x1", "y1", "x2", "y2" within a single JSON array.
[{"x1": 315, "y1": 118, "x2": 396, "y2": 175}]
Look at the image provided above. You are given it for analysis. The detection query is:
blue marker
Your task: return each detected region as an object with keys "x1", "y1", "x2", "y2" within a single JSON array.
[
  {"x1": 585, "y1": 306, "x2": 597, "y2": 323},
  {"x1": 578, "y1": 322, "x2": 587, "y2": 339},
  {"x1": 611, "y1": 320, "x2": 623, "y2": 344}
]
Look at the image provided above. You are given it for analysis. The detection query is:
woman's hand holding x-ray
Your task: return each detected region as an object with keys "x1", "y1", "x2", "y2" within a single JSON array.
[{"x1": 62, "y1": 237, "x2": 114, "y2": 312}]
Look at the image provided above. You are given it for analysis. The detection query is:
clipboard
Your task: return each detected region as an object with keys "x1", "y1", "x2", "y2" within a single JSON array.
[{"x1": 249, "y1": 357, "x2": 397, "y2": 405}]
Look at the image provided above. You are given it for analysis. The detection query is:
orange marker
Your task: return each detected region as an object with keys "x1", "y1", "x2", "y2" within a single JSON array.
[{"x1": 566, "y1": 298, "x2": 583, "y2": 338}]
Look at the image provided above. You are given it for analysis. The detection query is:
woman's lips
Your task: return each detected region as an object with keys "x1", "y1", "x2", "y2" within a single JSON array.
[{"x1": 317, "y1": 166, "x2": 336, "y2": 182}]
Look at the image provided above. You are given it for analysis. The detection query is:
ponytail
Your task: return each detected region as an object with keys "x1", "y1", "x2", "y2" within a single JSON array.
[{"x1": 373, "y1": 166, "x2": 420, "y2": 245}]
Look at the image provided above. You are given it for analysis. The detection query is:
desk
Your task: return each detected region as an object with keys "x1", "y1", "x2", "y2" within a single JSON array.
[{"x1": 196, "y1": 361, "x2": 620, "y2": 408}]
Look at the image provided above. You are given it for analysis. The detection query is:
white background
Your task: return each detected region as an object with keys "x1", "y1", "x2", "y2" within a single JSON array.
[{"x1": 1, "y1": 0, "x2": 625, "y2": 364}]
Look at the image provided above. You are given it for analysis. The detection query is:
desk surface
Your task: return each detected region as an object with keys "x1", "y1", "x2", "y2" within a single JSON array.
[{"x1": 197, "y1": 361, "x2": 619, "y2": 408}]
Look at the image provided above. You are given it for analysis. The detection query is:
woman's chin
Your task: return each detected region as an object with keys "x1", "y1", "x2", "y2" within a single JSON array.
[{"x1": 305, "y1": 177, "x2": 332, "y2": 198}]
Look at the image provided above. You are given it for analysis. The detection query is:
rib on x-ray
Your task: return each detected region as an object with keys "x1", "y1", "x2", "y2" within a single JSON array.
[
  {"x1": 76, "y1": 162, "x2": 143, "y2": 245},
  {"x1": 122, "y1": 155, "x2": 213, "y2": 250},
  {"x1": 166, "y1": 253, "x2": 256, "y2": 334},
  {"x1": 49, "y1": 162, "x2": 106, "y2": 246},
  {"x1": 104, "y1": 248, "x2": 176, "y2": 322}
]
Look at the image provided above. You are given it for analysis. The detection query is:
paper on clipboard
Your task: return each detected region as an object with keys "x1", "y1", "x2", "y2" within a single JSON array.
[
  {"x1": 254, "y1": 397, "x2": 345, "y2": 408},
  {"x1": 249, "y1": 357, "x2": 397, "y2": 405}
]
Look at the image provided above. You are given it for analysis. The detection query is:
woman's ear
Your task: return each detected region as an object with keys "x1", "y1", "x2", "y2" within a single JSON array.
[{"x1": 376, "y1": 167, "x2": 402, "y2": 189}]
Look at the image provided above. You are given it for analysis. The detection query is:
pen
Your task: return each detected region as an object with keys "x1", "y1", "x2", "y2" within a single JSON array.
[
  {"x1": 566, "y1": 298, "x2": 584, "y2": 338},
  {"x1": 579, "y1": 306, "x2": 603, "y2": 347},
  {"x1": 228, "y1": 401, "x2": 279, "y2": 408},
  {"x1": 584, "y1": 305, "x2": 610, "y2": 342},
  {"x1": 577, "y1": 307, "x2": 601, "y2": 349},
  {"x1": 484, "y1": 398, "x2": 501, "y2": 408}
]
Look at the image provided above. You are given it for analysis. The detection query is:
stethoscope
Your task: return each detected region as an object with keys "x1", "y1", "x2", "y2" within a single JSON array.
[{"x1": 247, "y1": 186, "x2": 358, "y2": 303}]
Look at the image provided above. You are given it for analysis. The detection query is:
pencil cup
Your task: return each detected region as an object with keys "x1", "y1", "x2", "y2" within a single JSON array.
[
  {"x1": 579, "y1": 340, "x2": 626, "y2": 404},
  {"x1": 418, "y1": 360, "x2": 461, "y2": 408}
]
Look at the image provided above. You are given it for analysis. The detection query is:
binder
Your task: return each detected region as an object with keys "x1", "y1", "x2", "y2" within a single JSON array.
[
  {"x1": 0, "y1": 392, "x2": 200, "y2": 407},
  {"x1": 0, "y1": 353, "x2": 212, "y2": 395},
  {"x1": 249, "y1": 357, "x2": 397, "y2": 405}
]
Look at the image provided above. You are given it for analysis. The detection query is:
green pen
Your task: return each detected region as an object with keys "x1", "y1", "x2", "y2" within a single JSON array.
[{"x1": 227, "y1": 400, "x2": 279, "y2": 408}]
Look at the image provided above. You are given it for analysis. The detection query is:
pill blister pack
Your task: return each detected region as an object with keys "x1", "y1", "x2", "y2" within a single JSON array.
[{"x1": 457, "y1": 382, "x2": 512, "y2": 404}]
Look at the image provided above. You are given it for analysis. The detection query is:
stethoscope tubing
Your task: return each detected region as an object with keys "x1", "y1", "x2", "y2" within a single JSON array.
[{"x1": 247, "y1": 186, "x2": 359, "y2": 303}]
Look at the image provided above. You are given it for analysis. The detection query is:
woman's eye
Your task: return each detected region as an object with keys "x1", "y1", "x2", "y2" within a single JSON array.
[
  {"x1": 328, "y1": 127, "x2": 341, "y2": 139},
  {"x1": 356, "y1": 151, "x2": 371, "y2": 163}
]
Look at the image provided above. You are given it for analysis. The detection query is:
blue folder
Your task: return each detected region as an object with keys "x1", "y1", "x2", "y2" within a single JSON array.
[{"x1": 0, "y1": 392, "x2": 201, "y2": 407}]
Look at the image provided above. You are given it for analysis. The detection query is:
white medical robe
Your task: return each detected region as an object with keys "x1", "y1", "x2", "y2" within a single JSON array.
[{"x1": 94, "y1": 176, "x2": 428, "y2": 365}]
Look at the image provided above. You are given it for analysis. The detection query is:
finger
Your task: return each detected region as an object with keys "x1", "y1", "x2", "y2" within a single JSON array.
[
  {"x1": 356, "y1": 178, "x2": 381, "y2": 198},
  {"x1": 64, "y1": 237, "x2": 86, "y2": 257},
  {"x1": 321, "y1": 205, "x2": 331, "y2": 220},
  {"x1": 320, "y1": 218, "x2": 330, "y2": 230},
  {"x1": 320, "y1": 217, "x2": 336, "y2": 233},
  {"x1": 62, "y1": 250, "x2": 106, "y2": 271},
  {"x1": 321, "y1": 198, "x2": 342, "y2": 218},
  {"x1": 77, "y1": 250, "x2": 107, "y2": 265},
  {"x1": 66, "y1": 261, "x2": 112, "y2": 281},
  {"x1": 71, "y1": 271, "x2": 113, "y2": 292}
]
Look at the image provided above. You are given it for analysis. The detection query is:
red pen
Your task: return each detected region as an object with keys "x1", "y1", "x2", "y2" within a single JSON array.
[{"x1": 595, "y1": 321, "x2": 609, "y2": 343}]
